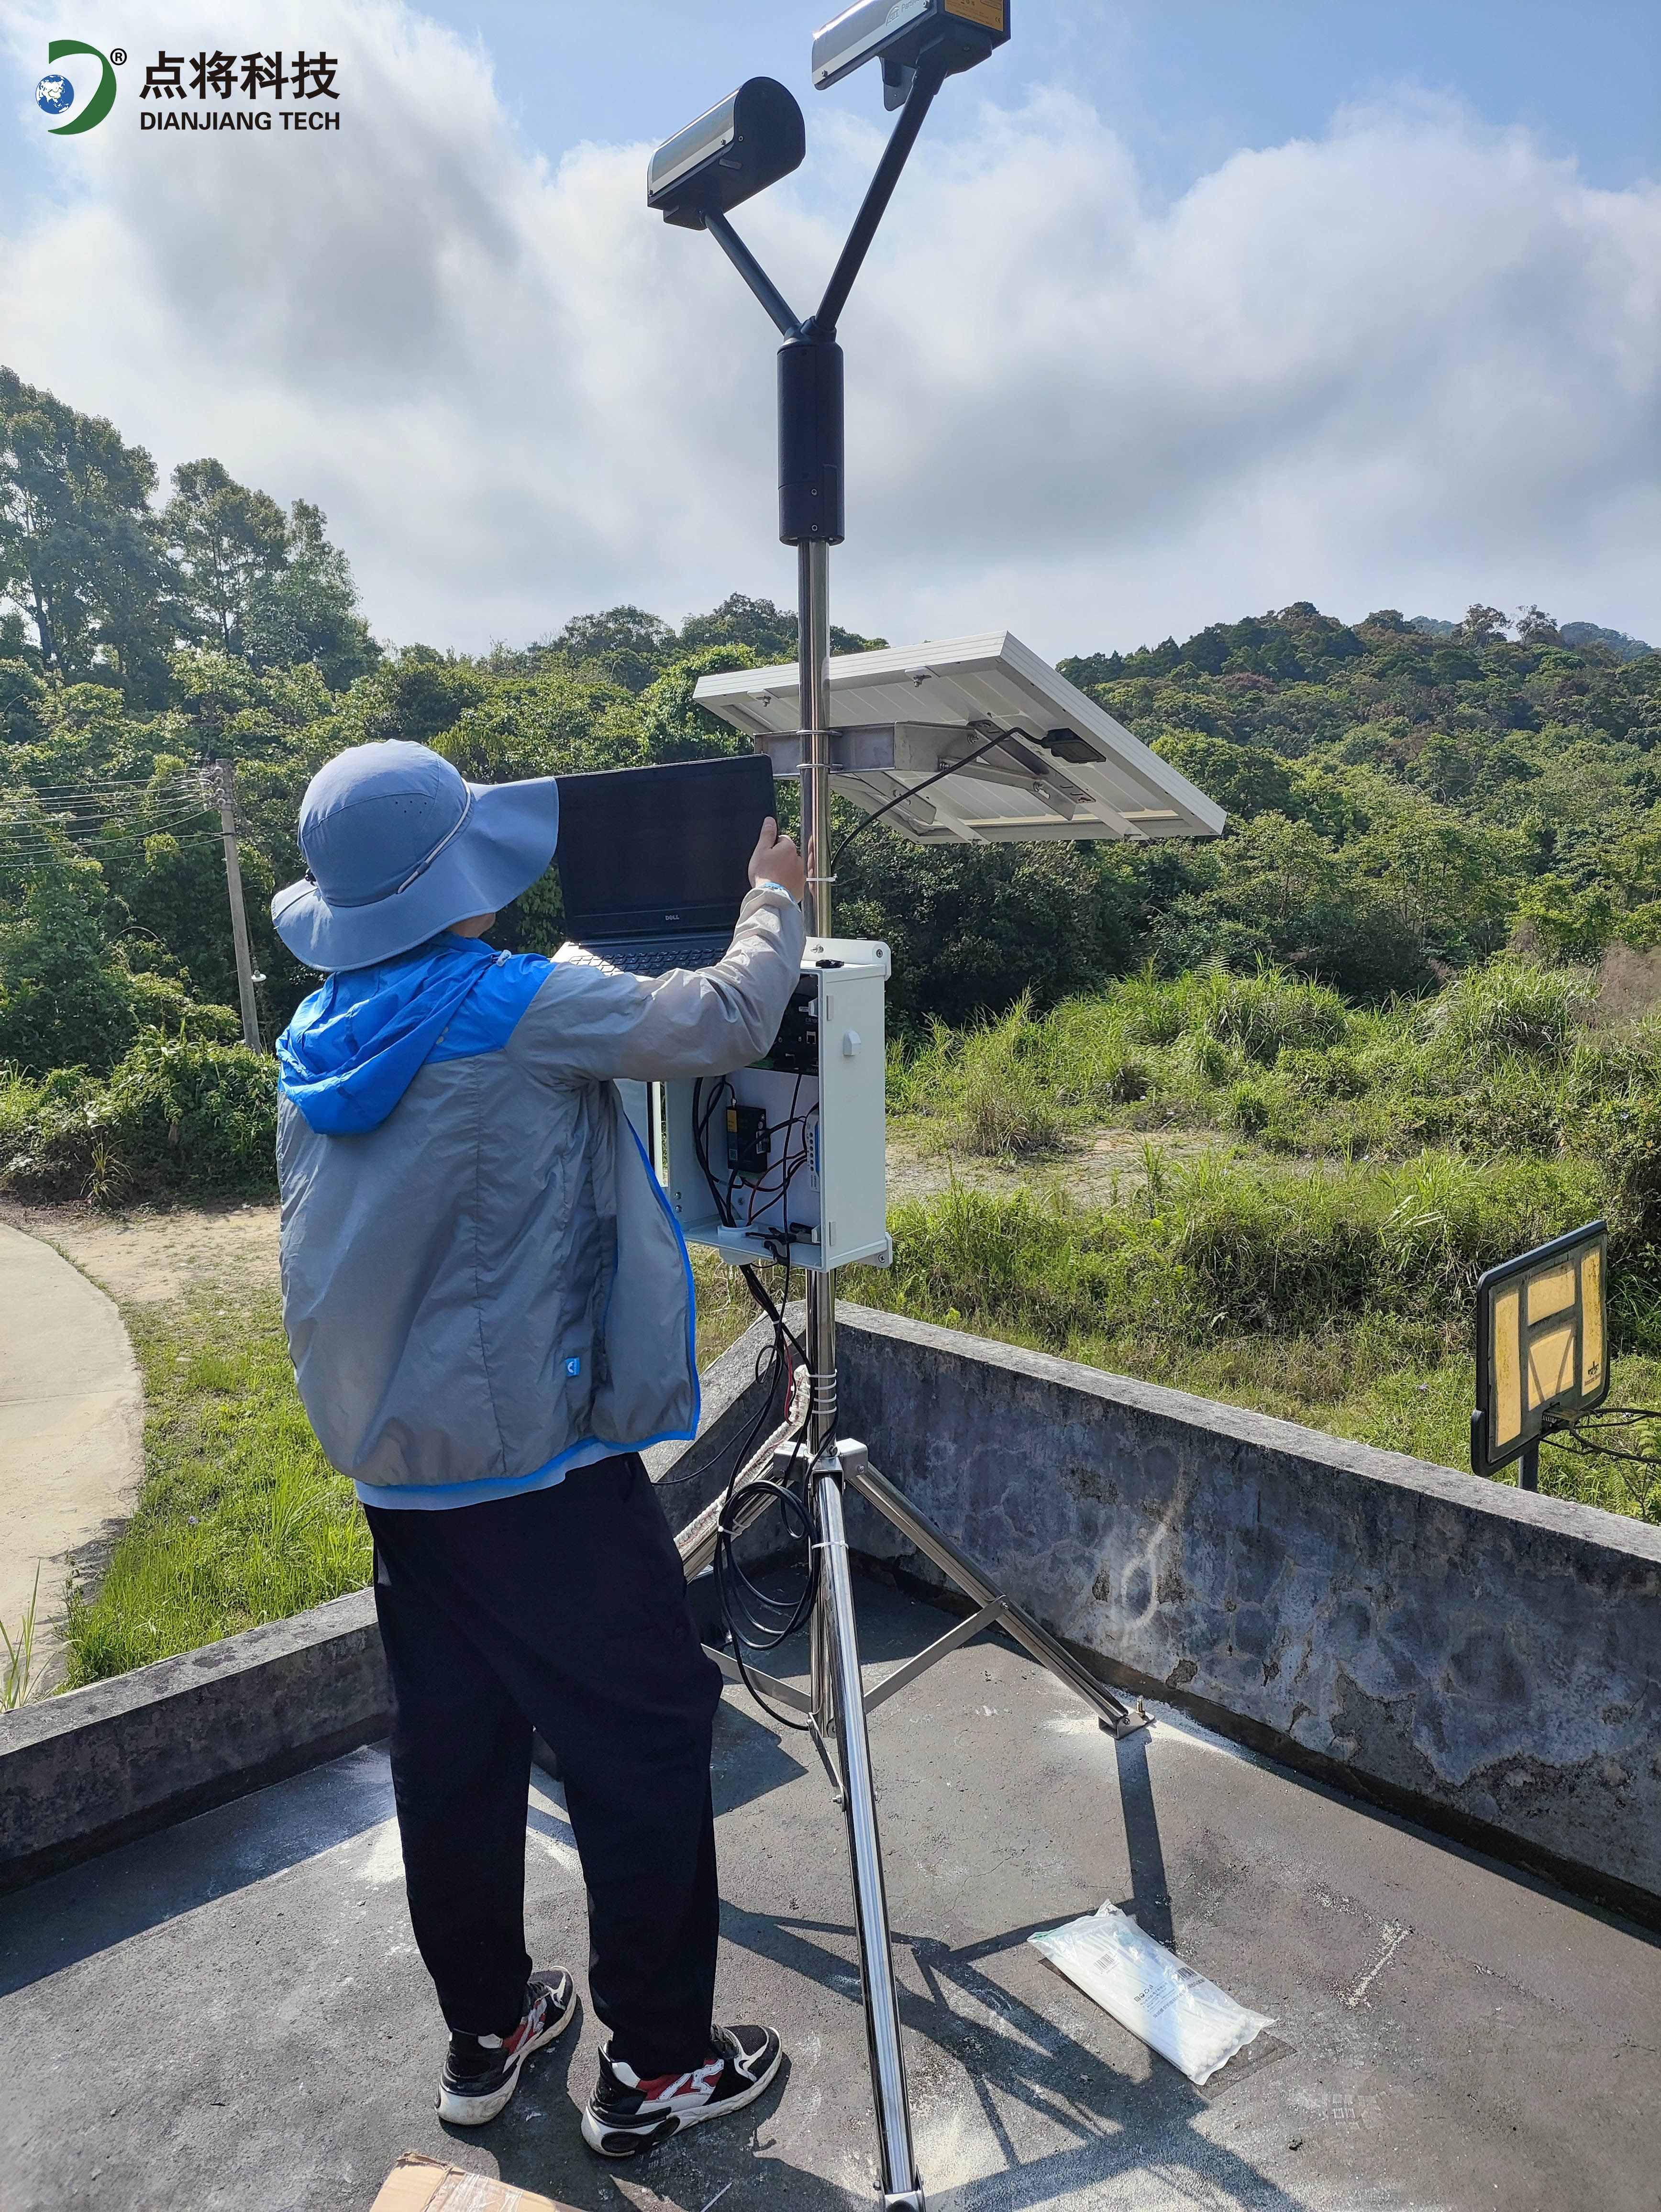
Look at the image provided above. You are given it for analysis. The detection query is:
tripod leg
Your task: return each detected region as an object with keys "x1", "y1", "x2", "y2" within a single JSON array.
[
  {"x1": 814, "y1": 1470, "x2": 926, "y2": 2211},
  {"x1": 843, "y1": 1453, "x2": 1143, "y2": 1736}
]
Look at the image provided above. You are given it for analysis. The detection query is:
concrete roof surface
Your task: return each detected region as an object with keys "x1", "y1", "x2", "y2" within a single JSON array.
[{"x1": 3, "y1": 1578, "x2": 1658, "y2": 2212}]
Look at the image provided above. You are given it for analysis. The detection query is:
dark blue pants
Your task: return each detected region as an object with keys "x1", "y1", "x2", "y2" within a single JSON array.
[{"x1": 366, "y1": 1453, "x2": 724, "y2": 2072}]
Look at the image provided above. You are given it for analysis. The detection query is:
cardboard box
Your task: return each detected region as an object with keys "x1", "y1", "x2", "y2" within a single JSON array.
[{"x1": 370, "y1": 2151, "x2": 580, "y2": 2212}]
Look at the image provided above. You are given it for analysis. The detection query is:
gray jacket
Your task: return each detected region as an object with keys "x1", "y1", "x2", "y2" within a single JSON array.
[{"x1": 277, "y1": 885, "x2": 805, "y2": 1504}]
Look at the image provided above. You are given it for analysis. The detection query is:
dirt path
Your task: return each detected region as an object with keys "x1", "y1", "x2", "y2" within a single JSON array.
[
  {"x1": 9, "y1": 1200, "x2": 282, "y2": 1306},
  {"x1": 885, "y1": 1124, "x2": 1216, "y2": 1208}
]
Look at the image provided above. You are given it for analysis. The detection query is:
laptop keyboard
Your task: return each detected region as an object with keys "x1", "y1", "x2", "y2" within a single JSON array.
[{"x1": 581, "y1": 939, "x2": 725, "y2": 976}]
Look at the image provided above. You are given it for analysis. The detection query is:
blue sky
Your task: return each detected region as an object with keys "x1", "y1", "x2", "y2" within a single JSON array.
[
  {"x1": 1, "y1": 1, "x2": 1657, "y2": 654},
  {"x1": 419, "y1": 0, "x2": 1660, "y2": 196}
]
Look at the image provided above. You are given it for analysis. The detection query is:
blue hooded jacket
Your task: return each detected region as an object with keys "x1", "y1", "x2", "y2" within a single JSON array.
[
  {"x1": 277, "y1": 935, "x2": 553, "y2": 1134},
  {"x1": 272, "y1": 889, "x2": 807, "y2": 1510}
]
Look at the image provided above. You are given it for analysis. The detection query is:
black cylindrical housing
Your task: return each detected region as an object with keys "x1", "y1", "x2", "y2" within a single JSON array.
[{"x1": 778, "y1": 338, "x2": 845, "y2": 545}]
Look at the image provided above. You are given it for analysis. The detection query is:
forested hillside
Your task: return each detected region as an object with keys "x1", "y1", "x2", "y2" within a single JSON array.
[{"x1": 1, "y1": 363, "x2": 1659, "y2": 1195}]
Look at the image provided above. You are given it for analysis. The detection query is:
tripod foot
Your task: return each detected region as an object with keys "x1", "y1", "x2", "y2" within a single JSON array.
[
  {"x1": 1100, "y1": 1698, "x2": 1151, "y2": 1739},
  {"x1": 884, "y1": 2194, "x2": 925, "y2": 2210}
]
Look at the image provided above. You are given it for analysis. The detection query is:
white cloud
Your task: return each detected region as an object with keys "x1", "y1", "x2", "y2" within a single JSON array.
[{"x1": 1, "y1": 0, "x2": 1657, "y2": 658}]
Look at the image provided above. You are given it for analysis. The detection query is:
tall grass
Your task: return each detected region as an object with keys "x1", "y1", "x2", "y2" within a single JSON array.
[
  {"x1": 1, "y1": 1567, "x2": 41, "y2": 1709},
  {"x1": 856, "y1": 1147, "x2": 1600, "y2": 1351},
  {"x1": 846, "y1": 1154, "x2": 1661, "y2": 1523},
  {"x1": 888, "y1": 954, "x2": 1661, "y2": 1178}
]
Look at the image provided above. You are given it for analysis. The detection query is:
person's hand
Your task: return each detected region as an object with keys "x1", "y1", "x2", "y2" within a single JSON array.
[{"x1": 748, "y1": 817, "x2": 806, "y2": 903}]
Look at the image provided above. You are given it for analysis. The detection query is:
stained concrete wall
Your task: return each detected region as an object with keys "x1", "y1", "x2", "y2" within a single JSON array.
[
  {"x1": 0, "y1": 1591, "x2": 389, "y2": 1893},
  {"x1": 832, "y1": 1305, "x2": 1661, "y2": 1922}
]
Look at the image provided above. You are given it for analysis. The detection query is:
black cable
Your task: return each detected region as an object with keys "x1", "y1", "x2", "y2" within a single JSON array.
[
  {"x1": 683, "y1": 1072, "x2": 822, "y2": 1728},
  {"x1": 829, "y1": 727, "x2": 1008, "y2": 871},
  {"x1": 1552, "y1": 1405, "x2": 1661, "y2": 1470}
]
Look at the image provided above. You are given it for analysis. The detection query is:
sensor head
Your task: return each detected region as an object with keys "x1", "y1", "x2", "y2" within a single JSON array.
[
  {"x1": 647, "y1": 77, "x2": 807, "y2": 231},
  {"x1": 812, "y1": 0, "x2": 1010, "y2": 109}
]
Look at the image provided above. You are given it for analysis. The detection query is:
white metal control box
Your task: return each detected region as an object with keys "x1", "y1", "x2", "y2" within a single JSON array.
[{"x1": 655, "y1": 935, "x2": 891, "y2": 1271}]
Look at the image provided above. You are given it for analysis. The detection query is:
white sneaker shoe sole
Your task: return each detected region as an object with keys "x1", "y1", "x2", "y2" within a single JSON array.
[{"x1": 580, "y1": 2036, "x2": 783, "y2": 2158}]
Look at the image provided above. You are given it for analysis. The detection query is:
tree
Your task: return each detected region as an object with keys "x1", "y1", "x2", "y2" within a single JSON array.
[
  {"x1": 162, "y1": 458, "x2": 289, "y2": 657},
  {"x1": 679, "y1": 593, "x2": 794, "y2": 662},
  {"x1": 633, "y1": 647, "x2": 758, "y2": 763},
  {"x1": 0, "y1": 658, "x2": 47, "y2": 745},
  {"x1": 1457, "y1": 604, "x2": 1509, "y2": 647},
  {"x1": 1152, "y1": 732, "x2": 1297, "y2": 821},
  {"x1": 678, "y1": 592, "x2": 886, "y2": 663},
  {"x1": 837, "y1": 832, "x2": 1137, "y2": 1028},
  {"x1": 243, "y1": 499, "x2": 380, "y2": 688},
  {"x1": 0, "y1": 365, "x2": 173, "y2": 700},
  {"x1": 352, "y1": 648, "x2": 489, "y2": 746},
  {"x1": 546, "y1": 606, "x2": 675, "y2": 694},
  {"x1": 0, "y1": 847, "x2": 137, "y2": 1074}
]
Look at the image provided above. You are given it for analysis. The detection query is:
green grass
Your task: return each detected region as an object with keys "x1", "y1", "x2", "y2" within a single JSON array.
[
  {"x1": 886, "y1": 957, "x2": 1655, "y2": 1172},
  {"x1": 62, "y1": 1281, "x2": 372, "y2": 1686}
]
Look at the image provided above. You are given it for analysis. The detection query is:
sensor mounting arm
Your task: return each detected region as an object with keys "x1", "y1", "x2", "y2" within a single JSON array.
[
  {"x1": 704, "y1": 212, "x2": 804, "y2": 340},
  {"x1": 814, "y1": 56, "x2": 944, "y2": 340}
]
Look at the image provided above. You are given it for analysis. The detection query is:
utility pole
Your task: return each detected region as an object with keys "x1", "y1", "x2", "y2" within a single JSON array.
[{"x1": 210, "y1": 759, "x2": 264, "y2": 1053}]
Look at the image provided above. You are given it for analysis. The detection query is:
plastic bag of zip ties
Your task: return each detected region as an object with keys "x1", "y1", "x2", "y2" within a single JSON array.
[{"x1": 1030, "y1": 1901, "x2": 1273, "y2": 2086}]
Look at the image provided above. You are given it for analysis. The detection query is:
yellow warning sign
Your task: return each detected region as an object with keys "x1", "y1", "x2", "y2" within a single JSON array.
[{"x1": 945, "y1": 0, "x2": 1009, "y2": 29}]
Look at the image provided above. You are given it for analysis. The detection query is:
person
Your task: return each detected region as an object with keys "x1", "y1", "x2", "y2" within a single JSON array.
[{"x1": 269, "y1": 738, "x2": 807, "y2": 2156}]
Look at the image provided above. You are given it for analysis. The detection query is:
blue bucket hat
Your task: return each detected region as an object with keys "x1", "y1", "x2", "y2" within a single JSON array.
[{"x1": 271, "y1": 740, "x2": 560, "y2": 973}]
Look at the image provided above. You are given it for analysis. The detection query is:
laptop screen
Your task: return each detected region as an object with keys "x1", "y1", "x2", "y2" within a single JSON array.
[{"x1": 555, "y1": 754, "x2": 778, "y2": 941}]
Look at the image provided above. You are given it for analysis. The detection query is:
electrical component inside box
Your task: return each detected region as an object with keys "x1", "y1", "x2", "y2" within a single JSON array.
[
  {"x1": 764, "y1": 979, "x2": 819, "y2": 1076},
  {"x1": 662, "y1": 939, "x2": 889, "y2": 1271},
  {"x1": 726, "y1": 1103, "x2": 772, "y2": 1177}
]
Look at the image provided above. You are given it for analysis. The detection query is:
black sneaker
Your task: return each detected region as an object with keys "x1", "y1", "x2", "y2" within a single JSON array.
[
  {"x1": 581, "y1": 2024, "x2": 783, "y2": 2158},
  {"x1": 439, "y1": 1970, "x2": 577, "y2": 2126}
]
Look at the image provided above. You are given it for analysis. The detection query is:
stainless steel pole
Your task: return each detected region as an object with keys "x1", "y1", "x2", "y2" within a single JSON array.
[
  {"x1": 817, "y1": 1472, "x2": 923, "y2": 2210},
  {"x1": 798, "y1": 537, "x2": 838, "y2": 1457},
  {"x1": 212, "y1": 760, "x2": 264, "y2": 1053},
  {"x1": 799, "y1": 537, "x2": 924, "y2": 2208}
]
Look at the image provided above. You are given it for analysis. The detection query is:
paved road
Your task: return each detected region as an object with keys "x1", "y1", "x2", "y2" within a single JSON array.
[{"x1": 0, "y1": 1223, "x2": 142, "y2": 1692}]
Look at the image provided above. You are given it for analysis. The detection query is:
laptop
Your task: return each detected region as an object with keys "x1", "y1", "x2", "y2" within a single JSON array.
[{"x1": 554, "y1": 753, "x2": 779, "y2": 975}]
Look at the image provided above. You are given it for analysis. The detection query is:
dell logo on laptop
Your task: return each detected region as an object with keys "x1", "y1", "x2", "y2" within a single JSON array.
[{"x1": 664, "y1": 911, "x2": 681, "y2": 921}]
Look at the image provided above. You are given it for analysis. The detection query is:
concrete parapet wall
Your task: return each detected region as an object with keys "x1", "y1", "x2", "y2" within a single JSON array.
[
  {"x1": 0, "y1": 1590, "x2": 389, "y2": 1893},
  {"x1": 832, "y1": 1305, "x2": 1661, "y2": 1921},
  {"x1": 5, "y1": 1307, "x2": 1657, "y2": 1918}
]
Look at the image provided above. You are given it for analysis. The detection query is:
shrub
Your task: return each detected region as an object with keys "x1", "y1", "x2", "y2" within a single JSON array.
[
  {"x1": 1226, "y1": 1081, "x2": 1271, "y2": 1133},
  {"x1": 1278, "y1": 1045, "x2": 1369, "y2": 1098},
  {"x1": 1424, "y1": 958, "x2": 1595, "y2": 1061},
  {"x1": 0, "y1": 1036, "x2": 277, "y2": 1202},
  {"x1": 954, "y1": 995, "x2": 1062, "y2": 1156},
  {"x1": 1193, "y1": 967, "x2": 1349, "y2": 1062}
]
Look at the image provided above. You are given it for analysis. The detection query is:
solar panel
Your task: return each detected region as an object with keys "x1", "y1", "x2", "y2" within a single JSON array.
[{"x1": 694, "y1": 630, "x2": 1225, "y2": 844}]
